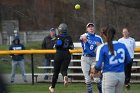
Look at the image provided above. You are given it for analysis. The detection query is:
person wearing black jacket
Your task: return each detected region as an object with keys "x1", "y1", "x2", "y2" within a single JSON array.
[
  {"x1": 49, "y1": 23, "x2": 74, "y2": 93},
  {"x1": 9, "y1": 36, "x2": 27, "y2": 83},
  {"x1": 42, "y1": 28, "x2": 56, "y2": 80}
]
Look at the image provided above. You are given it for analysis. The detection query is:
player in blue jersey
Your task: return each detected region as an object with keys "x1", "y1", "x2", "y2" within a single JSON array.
[
  {"x1": 80, "y1": 23, "x2": 103, "y2": 93},
  {"x1": 93, "y1": 25, "x2": 131, "y2": 93}
]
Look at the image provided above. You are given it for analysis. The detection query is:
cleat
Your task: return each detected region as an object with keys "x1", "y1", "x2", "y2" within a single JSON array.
[
  {"x1": 125, "y1": 84, "x2": 130, "y2": 90},
  {"x1": 49, "y1": 86, "x2": 54, "y2": 93},
  {"x1": 64, "y1": 76, "x2": 68, "y2": 87}
]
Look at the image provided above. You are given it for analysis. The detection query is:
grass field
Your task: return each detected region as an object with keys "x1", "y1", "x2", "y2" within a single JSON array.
[{"x1": 7, "y1": 83, "x2": 140, "y2": 93}]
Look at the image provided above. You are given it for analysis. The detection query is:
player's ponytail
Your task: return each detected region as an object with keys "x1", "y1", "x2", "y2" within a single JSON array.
[{"x1": 101, "y1": 24, "x2": 116, "y2": 55}]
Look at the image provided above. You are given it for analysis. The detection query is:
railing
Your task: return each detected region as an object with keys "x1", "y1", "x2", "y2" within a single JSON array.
[
  {"x1": 0, "y1": 48, "x2": 140, "y2": 84},
  {"x1": 0, "y1": 48, "x2": 140, "y2": 54}
]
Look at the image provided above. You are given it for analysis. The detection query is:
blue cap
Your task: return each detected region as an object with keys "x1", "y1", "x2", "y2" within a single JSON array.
[{"x1": 49, "y1": 28, "x2": 55, "y2": 32}]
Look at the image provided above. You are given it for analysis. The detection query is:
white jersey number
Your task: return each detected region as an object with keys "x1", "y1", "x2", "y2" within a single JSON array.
[
  {"x1": 90, "y1": 45, "x2": 94, "y2": 50},
  {"x1": 109, "y1": 48, "x2": 125, "y2": 65}
]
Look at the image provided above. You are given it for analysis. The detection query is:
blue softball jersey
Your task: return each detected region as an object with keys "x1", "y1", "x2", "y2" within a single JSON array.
[
  {"x1": 95, "y1": 41, "x2": 131, "y2": 73},
  {"x1": 80, "y1": 32, "x2": 103, "y2": 57}
]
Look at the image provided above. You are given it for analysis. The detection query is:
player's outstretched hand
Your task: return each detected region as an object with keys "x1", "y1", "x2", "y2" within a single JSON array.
[{"x1": 90, "y1": 68, "x2": 101, "y2": 79}]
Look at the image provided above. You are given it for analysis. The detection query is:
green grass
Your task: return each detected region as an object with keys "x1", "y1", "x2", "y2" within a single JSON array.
[
  {"x1": 0, "y1": 44, "x2": 9, "y2": 50},
  {"x1": 24, "y1": 41, "x2": 42, "y2": 49},
  {"x1": 7, "y1": 83, "x2": 140, "y2": 93}
]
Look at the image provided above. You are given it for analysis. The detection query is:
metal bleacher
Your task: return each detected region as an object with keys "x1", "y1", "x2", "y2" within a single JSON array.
[{"x1": 32, "y1": 42, "x2": 140, "y2": 83}]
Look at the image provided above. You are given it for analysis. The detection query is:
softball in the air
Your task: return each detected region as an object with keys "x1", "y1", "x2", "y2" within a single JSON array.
[{"x1": 75, "y1": 4, "x2": 80, "y2": 10}]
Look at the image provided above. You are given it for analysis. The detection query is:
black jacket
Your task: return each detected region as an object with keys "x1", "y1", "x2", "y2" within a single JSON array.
[
  {"x1": 42, "y1": 35, "x2": 56, "y2": 59},
  {"x1": 55, "y1": 33, "x2": 74, "y2": 51}
]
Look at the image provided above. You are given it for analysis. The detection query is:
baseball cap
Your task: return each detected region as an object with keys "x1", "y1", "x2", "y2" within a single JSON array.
[
  {"x1": 86, "y1": 23, "x2": 94, "y2": 28},
  {"x1": 49, "y1": 28, "x2": 55, "y2": 32}
]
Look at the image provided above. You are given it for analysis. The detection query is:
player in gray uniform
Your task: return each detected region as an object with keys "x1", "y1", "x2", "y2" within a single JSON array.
[{"x1": 80, "y1": 23, "x2": 103, "y2": 93}]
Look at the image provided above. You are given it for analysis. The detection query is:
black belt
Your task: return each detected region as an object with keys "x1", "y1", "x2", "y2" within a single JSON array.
[{"x1": 83, "y1": 54, "x2": 94, "y2": 57}]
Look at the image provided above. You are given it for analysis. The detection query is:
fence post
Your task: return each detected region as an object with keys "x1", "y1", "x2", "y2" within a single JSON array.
[
  {"x1": 0, "y1": 32, "x2": 2, "y2": 44},
  {"x1": 23, "y1": 32, "x2": 27, "y2": 44},
  {"x1": 31, "y1": 54, "x2": 34, "y2": 85}
]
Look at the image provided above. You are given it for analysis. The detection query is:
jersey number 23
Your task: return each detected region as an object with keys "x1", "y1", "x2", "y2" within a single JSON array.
[{"x1": 109, "y1": 48, "x2": 125, "y2": 65}]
